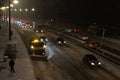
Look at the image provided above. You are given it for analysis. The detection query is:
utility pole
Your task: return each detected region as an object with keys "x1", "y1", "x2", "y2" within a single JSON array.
[
  {"x1": 8, "y1": 0, "x2": 11, "y2": 41},
  {"x1": 99, "y1": 28, "x2": 105, "y2": 48}
]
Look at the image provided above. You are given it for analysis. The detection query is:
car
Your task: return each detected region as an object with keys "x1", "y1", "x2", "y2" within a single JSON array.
[
  {"x1": 34, "y1": 26, "x2": 45, "y2": 33},
  {"x1": 86, "y1": 41, "x2": 98, "y2": 49},
  {"x1": 29, "y1": 38, "x2": 47, "y2": 60},
  {"x1": 82, "y1": 54, "x2": 101, "y2": 67},
  {"x1": 34, "y1": 28, "x2": 44, "y2": 33},
  {"x1": 80, "y1": 36, "x2": 89, "y2": 40},
  {"x1": 56, "y1": 37, "x2": 66, "y2": 45},
  {"x1": 39, "y1": 36, "x2": 48, "y2": 43},
  {"x1": 79, "y1": 34, "x2": 89, "y2": 44},
  {"x1": 72, "y1": 28, "x2": 80, "y2": 33}
]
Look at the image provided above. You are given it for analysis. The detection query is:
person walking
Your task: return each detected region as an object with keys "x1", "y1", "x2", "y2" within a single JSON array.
[
  {"x1": 9, "y1": 58, "x2": 15, "y2": 73},
  {"x1": 0, "y1": 24, "x2": 1, "y2": 30}
]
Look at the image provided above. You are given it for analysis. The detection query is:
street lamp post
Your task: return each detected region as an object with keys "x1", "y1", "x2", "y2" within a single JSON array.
[
  {"x1": 8, "y1": 0, "x2": 12, "y2": 41},
  {"x1": 8, "y1": 0, "x2": 19, "y2": 41}
]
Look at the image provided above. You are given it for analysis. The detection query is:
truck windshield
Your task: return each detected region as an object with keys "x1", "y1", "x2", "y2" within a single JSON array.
[{"x1": 31, "y1": 42, "x2": 44, "y2": 47}]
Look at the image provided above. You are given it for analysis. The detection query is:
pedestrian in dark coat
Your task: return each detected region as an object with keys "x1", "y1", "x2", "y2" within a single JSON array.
[
  {"x1": 0, "y1": 25, "x2": 1, "y2": 30},
  {"x1": 9, "y1": 58, "x2": 15, "y2": 73}
]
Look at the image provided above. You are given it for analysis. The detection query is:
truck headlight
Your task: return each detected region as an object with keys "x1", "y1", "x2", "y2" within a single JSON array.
[
  {"x1": 31, "y1": 45, "x2": 34, "y2": 49},
  {"x1": 58, "y1": 41, "x2": 61, "y2": 44},
  {"x1": 43, "y1": 45, "x2": 46, "y2": 48}
]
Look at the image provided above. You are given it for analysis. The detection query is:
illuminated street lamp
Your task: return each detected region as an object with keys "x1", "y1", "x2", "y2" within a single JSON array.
[
  {"x1": 32, "y1": 8, "x2": 35, "y2": 11},
  {"x1": 25, "y1": 8, "x2": 28, "y2": 12},
  {"x1": 13, "y1": 0, "x2": 19, "y2": 4},
  {"x1": 0, "y1": 7, "x2": 7, "y2": 22},
  {"x1": 0, "y1": 7, "x2": 6, "y2": 10},
  {"x1": 6, "y1": 6, "x2": 9, "y2": 9},
  {"x1": 19, "y1": 9, "x2": 22, "y2": 11},
  {"x1": 14, "y1": 9, "x2": 17, "y2": 11},
  {"x1": 10, "y1": 4, "x2": 14, "y2": 7}
]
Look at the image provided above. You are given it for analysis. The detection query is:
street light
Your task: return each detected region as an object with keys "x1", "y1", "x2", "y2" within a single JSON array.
[
  {"x1": 0, "y1": 7, "x2": 6, "y2": 22},
  {"x1": 19, "y1": 9, "x2": 22, "y2": 11},
  {"x1": 13, "y1": 0, "x2": 19, "y2": 4},
  {"x1": 25, "y1": 8, "x2": 28, "y2": 12},
  {"x1": 32, "y1": 8, "x2": 35, "y2": 12},
  {"x1": 8, "y1": 0, "x2": 19, "y2": 41}
]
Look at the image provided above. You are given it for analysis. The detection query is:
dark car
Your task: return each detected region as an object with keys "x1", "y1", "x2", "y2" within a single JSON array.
[
  {"x1": 56, "y1": 37, "x2": 66, "y2": 45},
  {"x1": 72, "y1": 27, "x2": 80, "y2": 33},
  {"x1": 82, "y1": 54, "x2": 101, "y2": 67},
  {"x1": 34, "y1": 26, "x2": 45, "y2": 33},
  {"x1": 39, "y1": 36, "x2": 48, "y2": 43}
]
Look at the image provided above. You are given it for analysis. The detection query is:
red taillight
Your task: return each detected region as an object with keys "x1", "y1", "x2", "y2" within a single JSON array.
[
  {"x1": 89, "y1": 44, "x2": 93, "y2": 47},
  {"x1": 74, "y1": 29, "x2": 76, "y2": 32}
]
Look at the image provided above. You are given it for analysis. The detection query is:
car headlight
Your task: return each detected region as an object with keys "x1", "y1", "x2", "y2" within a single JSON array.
[
  {"x1": 41, "y1": 30, "x2": 44, "y2": 32},
  {"x1": 91, "y1": 62, "x2": 95, "y2": 65},
  {"x1": 58, "y1": 41, "x2": 61, "y2": 44},
  {"x1": 42, "y1": 53, "x2": 45, "y2": 54},
  {"x1": 31, "y1": 45, "x2": 34, "y2": 49},
  {"x1": 46, "y1": 39, "x2": 48, "y2": 41},
  {"x1": 41, "y1": 39, "x2": 43, "y2": 41},
  {"x1": 36, "y1": 30, "x2": 38, "y2": 32},
  {"x1": 64, "y1": 41, "x2": 66, "y2": 43},
  {"x1": 98, "y1": 62, "x2": 101, "y2": 65}
]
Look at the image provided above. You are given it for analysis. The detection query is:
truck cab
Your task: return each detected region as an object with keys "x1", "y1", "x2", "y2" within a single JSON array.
[{"x1": 29, "y1": 38, "x2": 47, "y2": 60}]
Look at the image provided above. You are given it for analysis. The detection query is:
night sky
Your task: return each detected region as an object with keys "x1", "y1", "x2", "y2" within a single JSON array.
[{"x1": 15, "y1": 0, "x2": 120, "y2": 25}]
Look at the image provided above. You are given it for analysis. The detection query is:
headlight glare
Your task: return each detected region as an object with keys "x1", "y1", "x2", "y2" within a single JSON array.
[
  {"x1": 91, "y1": 62, "x2": 95, "y2": 65},
  {"x1": 36, "y1": 30, "x2": 38, "y2": 32},
  {"x1": 98, "y1": 62, "x2": 101, "y2": 65},
  {"x1": 58, "y1": 41, "x2": 61, "y2": 44},
  {"x1": 43, "y1": 45, "x2": 46, "y2": 48},
  {"x1": 41, "y1": 39, "x2": 43, "y2": 41},
  {"x1": 31, "y1": 45, "x2": 34, "y2": 49}
]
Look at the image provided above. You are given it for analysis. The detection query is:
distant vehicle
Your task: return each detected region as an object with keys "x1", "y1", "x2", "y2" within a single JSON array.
[
  {"x1": 65, "y1": 29, "x2": 72, "y2": 32},
  {"x1": 39, "y1": 36, "x2": 48, "y2": 43},
  {"x1": 34, "y1": 26, "x2": 45, "y2": 33},
  {"x1": 79, "y1": 35, "x2": 89, "y2": 40},
  {"x1": 56, "y1": 37, "x2": 66, "y2": 45},
  {"x1": 21, "y1": 24, "x2": 26, "y2": 28},
  {"x1": 72, "y1": 27, "x2": 80, "y2": 33},
  {"x1": 34, "y1": 28, "x2": 44, "y2": 33},
  {"x1": 82, "y1": 54, "x2": 101, "y2": 67},
  {"x1": 21, "y1": 23, "x2": 31, "y2": 29},
  {"x1": 86, "y1": 41, "x2": 98, "y2": 49},
  {"x1": 29, "y1": 38, "x2": 47, "y2": 60},
  {"x1": 79, "y1": 35, "x2": 89, "y2": 44}
]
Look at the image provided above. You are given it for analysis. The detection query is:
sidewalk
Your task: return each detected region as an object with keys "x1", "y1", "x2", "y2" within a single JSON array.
[{"x1": 0, "y1": 22, "x2": 36, "y2": 80}]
